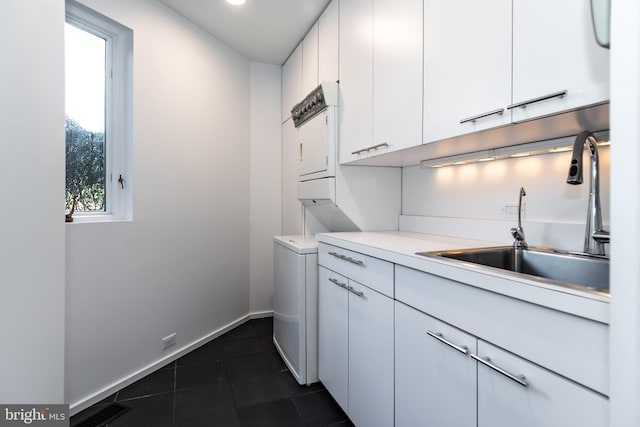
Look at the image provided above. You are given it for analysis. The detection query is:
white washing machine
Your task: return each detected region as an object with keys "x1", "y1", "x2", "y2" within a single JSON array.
[{"x1": 273, "y1": 235, "x2": 319, "y2": 385}]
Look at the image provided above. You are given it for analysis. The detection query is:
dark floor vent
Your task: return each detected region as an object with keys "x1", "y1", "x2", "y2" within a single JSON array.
[{"x1": 72, "y1": 403, "x2": 131, "y2": 427}]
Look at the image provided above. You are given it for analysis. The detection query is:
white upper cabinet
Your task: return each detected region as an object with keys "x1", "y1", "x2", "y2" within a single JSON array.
[
  {"x1": 282, "y1": 43, "x2": 303, "y2": 122},
  {"x1": 372, "y1": 0, "x2": 423, "y2": 153},
  {"x1": 340, "y1": 0, "x2": 423, "y2": 164},
  {"x1": 423, "y1": 0, "x2": 609, "y2": 145},
  {"x1": 284, "y1": 1, "x2": 338, "y2": 121},
  {"x1": 318, "y1": 0, "x2": 339, "y2": 84},
  {"x1": 302, "y1": 22, "x2": 319, "y2": 96},
  {"x1": 423, "y1": 0, "x2": 512, "y2": 143},
  {"x1": 510, "y1": 0, "x2": 610, "y2": 122},
  {"x1": 339, "y1": 0, "x2": 374, "y2": 163}
]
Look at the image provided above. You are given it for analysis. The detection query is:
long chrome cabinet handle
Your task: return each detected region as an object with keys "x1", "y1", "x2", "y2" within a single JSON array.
[
  {"x1": 351, "y1": 142, "x2": 389, "y2": 155},
  {"x1": 426, "y1": 330, "x2": 469, "y2": 355},
  {"x1": 328, "y1": 251, "x2": 364, "y2": 266},
  {"x1": 328, "y1": 277, "x2": 348, "y2": 289},
  {"x1": 470, "y1": 353, "x2": 528, "y2": 387},
  {"x1": 507, "y1": 90, "x2": 567, "y2": 110},
  {"x1": 459, "y1": 108, "x2": 504, "y2": 124},
  {"x1": 347, "y1": 286, "x2": 364, "y2": 298}
]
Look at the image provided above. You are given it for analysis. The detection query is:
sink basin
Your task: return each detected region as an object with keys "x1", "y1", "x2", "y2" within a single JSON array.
[{"x1": 417, "y1": 246, "x2": 609, "y2": 294}]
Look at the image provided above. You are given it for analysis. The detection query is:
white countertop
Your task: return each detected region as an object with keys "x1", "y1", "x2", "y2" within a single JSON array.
[{"x1": 316, "y1": 231, "x2": 610, "y2": 324}]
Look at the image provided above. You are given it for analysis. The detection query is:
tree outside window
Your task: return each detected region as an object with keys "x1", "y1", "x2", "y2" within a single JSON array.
[{"x1": 65, "y1": 21, "x2": 107, "y2": 213}]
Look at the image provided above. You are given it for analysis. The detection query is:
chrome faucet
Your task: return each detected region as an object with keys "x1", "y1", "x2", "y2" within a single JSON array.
[
  {"x1": 510, "y1": 187, "x2": 528, "y2": 248},
  {"x1": 566, "y1": 131, "x2": 609, "y2": 255}
]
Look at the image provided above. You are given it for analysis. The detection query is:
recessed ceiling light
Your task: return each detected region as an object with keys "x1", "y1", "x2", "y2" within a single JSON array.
[{"x1": 226, "y1": 0, "x2": 246, "y2": 5}]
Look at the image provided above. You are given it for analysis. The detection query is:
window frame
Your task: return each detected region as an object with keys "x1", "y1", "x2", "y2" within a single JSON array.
[{"x1": 65, "y1": 0, "x2": 133, "y2": 222}]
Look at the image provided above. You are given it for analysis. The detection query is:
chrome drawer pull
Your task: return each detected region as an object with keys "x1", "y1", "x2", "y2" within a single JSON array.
[
  {"x1": 347, "y1": 286, "x2": 364, "y2": 298},
  {"x1": 328, "y1": 251, "x2": 347, "y2": 261},
  {"x1": 507, "y1": 90, "x2": 567, "y2": 110},
  {"x1": 351, "y1": 142, "x2": 389, "y2": 155},
  {"x1": 470, "y1": 353, "x2": 528, "y2": 387},
  {"x1": 344, "y1": 256, "x2": 364, "y2": 266},
  {"x1": 426, "y1": 330, "x2": 469, "y2": 355},
  {"x1": 328, "y1": 277, "x2": 348, "y2": 289},
  {"x1": 328, "y1": 251, "x2": 364, "y2": 266},
  {"x1": 459, "y1": 108, "x2": 504, "y2": 124}
]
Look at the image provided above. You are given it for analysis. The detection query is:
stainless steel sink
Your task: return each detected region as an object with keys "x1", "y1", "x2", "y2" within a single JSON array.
[{"x1": 417, "y1": 246, "x2": 609, "y2": 294}]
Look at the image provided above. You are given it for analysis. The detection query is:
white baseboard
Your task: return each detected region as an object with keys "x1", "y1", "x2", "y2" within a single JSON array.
[
  {"x1": 69, "y1": 310, "x2": 274, "y2": 415},
  {"x1": 249, "y1": 310, "x2": 274, "y2": 319}
]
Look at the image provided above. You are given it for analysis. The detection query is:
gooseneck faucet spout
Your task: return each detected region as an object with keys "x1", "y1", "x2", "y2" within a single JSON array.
[
  {"x1": 510, "y1": 187, "x2": 527, "y2": 248},
  {"x1": 566, "y1": 131, "x2": 609, "y2": 255}
]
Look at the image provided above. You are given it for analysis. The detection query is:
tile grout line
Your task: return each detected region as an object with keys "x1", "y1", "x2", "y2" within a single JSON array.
[
  {"x1": 73, "y1": 319, "x2": 350, "y2": 426},
  {"x1": 172, "y1": 361, "x2": 177, "y2": 424}
]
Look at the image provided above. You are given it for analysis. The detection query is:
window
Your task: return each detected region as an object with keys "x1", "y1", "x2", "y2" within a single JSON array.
[{"x1": 65, "y1": 0, "x2": 132, "y2": 221}]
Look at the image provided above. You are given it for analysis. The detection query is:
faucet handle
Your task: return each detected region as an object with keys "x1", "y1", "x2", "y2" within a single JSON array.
[
  {"x1": 592, "y1": 230, "x2": 610, "y2": 243},
  {"x1": 510, "y1": 227, "x2": 528, "y2": 248}
]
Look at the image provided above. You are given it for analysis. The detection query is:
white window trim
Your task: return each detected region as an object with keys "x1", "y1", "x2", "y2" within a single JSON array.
[{"x1": 65, "y1": 0, "x2": 133, "y2": 223}]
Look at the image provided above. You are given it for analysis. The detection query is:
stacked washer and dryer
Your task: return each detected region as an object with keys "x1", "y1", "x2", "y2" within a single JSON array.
[
  {"x1": 272, "y1": 82, "x2": 400, "y2": 385},
  {"x1": 272, "y1": 82, "x2": 335, "y2": 385}
]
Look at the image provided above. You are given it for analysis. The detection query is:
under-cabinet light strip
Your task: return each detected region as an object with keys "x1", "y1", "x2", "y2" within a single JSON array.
[{"x1": 421, "y1": 132, "x2": 610, "y2": 168}]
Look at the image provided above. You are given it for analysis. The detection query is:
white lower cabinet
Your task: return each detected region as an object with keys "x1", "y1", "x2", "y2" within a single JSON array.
[
  {"x1": 476, "y1": 340, "x2": 608, "y2": 427},
  {"x1": 395, "y1": 301, "x2": 608, "y2": 427},
  {"x1": 318, "y1": 260, "x2": 394, "y2": 427},
  {"x1": 347, "y1": 280, "x2": 394, "y2": 427},
  {"x1": 318, "y1": 267, "x2": 349, "y2": 412},
  {"x1": 395, "y1": 301, "x2": 477, "y2": 427},
  {"x1": 319, "y1": 245, "x2": 608, "y2": 427}
]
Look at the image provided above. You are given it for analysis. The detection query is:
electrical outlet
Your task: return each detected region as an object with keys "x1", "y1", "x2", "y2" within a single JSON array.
[
  {"x1": 162, "y1": 333, "x2": 176, "y2": 350},
  {"x1": 502, "y1": 202, "x2": 525, "y2": 219}
]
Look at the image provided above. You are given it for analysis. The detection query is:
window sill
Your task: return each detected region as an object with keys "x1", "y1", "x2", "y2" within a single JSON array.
[{"x1": 65, "y1": 214, "x2": 132, "y2": 224}]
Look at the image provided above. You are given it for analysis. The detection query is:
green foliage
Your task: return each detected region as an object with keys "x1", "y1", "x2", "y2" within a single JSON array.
[{"x1": 65, "y1": 116, "x2": 106, "y2": 212}]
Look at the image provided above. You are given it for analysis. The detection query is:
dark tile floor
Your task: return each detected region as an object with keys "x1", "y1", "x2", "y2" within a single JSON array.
[{"x1": 71, "y1": 318, "x2": 353, "y2": 427}]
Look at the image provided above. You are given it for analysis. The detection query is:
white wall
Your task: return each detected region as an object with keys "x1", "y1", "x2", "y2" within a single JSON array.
[
  {"x1": 402, "y1": 139, "x2": 610, "y2": 250},
  {"x1": 609, "y1": 1, "x2": 640, "y2": 425},
  {"x1": 66, "y1": 0, "x2": 251, "y2": 409},
  {"x1": 249, "y1": 62, "x2": 282, "y2": 313},
  {"x1": 0, "y1": 0, "x2": 66, "y2": 404}
]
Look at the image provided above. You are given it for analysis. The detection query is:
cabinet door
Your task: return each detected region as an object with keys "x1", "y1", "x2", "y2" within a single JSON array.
[
  {"x1": 318, "y1": 266, "x2": 349, "y2": 413},
  {"x1": 476, "y1": 340, "x2": 608, "y2": 427},
  {"x1": 348, "y1": 281, "x2": 394, "y2": 427},
  {"x1": 282, "y1": 43, "x2": 303, "y2": 123},
  {"x1": 373, "y1": 0, "x2": 423, "y2": 153},
  {"x1": 511, "y1": 0, "x2": 609, "y2": 122},
  {"x1": 338, "y1": 0, "x2": 373, "y2": 163},
  {"x1": 281, "y1": 119, "x2": 302, "y2": 235},
  {"x1": 423, "y1": 0, "x2": 511, "y2": 143},
  {"x1": 395, "y1": 302, "x2": 477, "y2": 427},
  {"x1": 318, "y1": 0, "x2": 339, "y2": 84},
  {"x1": 302, "y1": 22, "x2": 319, "y2": 95}
]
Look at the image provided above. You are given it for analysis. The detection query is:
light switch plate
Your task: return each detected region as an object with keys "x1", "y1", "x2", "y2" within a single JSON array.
[{"x1": 502, "y1": 202, "x2": 525, "y2": 219}]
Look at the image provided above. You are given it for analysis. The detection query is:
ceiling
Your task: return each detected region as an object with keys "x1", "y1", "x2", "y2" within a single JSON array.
[{"x1": 158, "y1": 0, "x2": 332, "y2": 65}]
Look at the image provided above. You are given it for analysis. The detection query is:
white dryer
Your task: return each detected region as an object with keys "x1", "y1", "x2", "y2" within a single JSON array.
[{"x1": 273, "y1": 235, "x2": 319, "y2": 385}]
